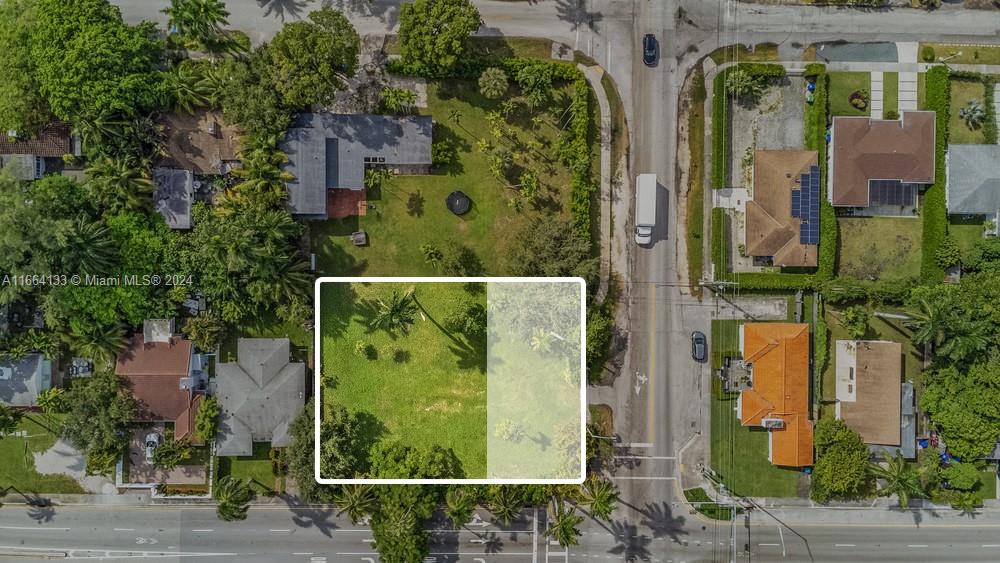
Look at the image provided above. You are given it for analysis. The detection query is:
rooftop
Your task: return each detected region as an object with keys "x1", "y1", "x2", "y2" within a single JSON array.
[
  {"x1": 215, "y1": 338, "x2": 305, "y2": 457},
  {"x1": 835, "y1": 340, "x2": 902, "y2": 446},
  {"x1": 281, "y1": 113, "x2": 433, "y2": 216},
  {"x1": 738, "y1": 323, "x2": 813, "y2": 467},
  {"x1": 946, "y1": 144, "x2": 1000, "y2": 215},
  {"x1": 116, "y1": 333, "x2": 194, "y2": 422},
  {"x1": 160, "y1": 112, "x2": 241, "y2": 175},
  {"x1": 0, "y1": 123, "x2": 74, "y2": 157},
  {"x1": 830, "y1": 112, "x2": 936, "y2": 207},
  {"x1": 153, "y1": 168, "x2": 193, "y2": 230},
  {"x1": 746, "y1": 150, "x2": 820, "y2": 267},
  {"x1": 0, "y1": 354, "x2": 52, "y2": 407}
]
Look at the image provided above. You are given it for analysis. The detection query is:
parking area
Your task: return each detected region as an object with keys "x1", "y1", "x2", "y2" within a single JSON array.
[{"x1": 127, "y1": 425, "x2": 206, "y2": 485}]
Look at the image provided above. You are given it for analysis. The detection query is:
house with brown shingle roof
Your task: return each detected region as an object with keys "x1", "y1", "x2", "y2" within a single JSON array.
[
  {"x1": 835, "y1": 340, "x2": 915, "y2": 458},
  {"x1": 159, "y1": 111, "x2": 242, "y2": 176},
  {"x1": 829, "y1": 112, "x2": 935, "y2": 210},
  {"x1": 0, "y1": 123, "x2": 79, "y2": 181},
  {"x1": 746, "y1": 150, "x2": 820, "y2": 268},
  {"x1": 737, "y1": 323, "x2": 813, "y2": 467},
  {"x1": 115, "y1": 320, "x2": 208, "y2": 443}
]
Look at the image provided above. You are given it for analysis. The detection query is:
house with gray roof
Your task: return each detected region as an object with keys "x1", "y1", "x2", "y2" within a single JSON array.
[
  {"x1": 946, "y1": 144, "x2": 1000, "y2": 216},
  {"x1": 0, "y1": 123, "x2": 80, "y2": 181},
  {"x1": 153, "y1": 168, "x2": 194, "y2": 229},
  {"x1": 0, "y1": 354, "x2": 53, "y2": 407},
  {"x1": 281, "y1": 113, "x2": 433, "y2": 218},
  {"x1": 215, "y1": 338, "x2": 305, "y2": 457}
]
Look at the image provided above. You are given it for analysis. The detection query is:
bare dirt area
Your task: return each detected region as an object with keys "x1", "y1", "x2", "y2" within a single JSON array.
[{"x1": 728, "y1": 76, "x2": 806, "y2": 190}]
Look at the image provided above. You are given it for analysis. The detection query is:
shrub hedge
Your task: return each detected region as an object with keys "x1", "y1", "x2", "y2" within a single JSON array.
[
  {"x1": 711, "y1": 207, "x2": 728, "y2": 276},
  {"x1": 711, "y1": 69, "x2": 728, "y2": 188},
  {"x1": 921, "y1": 66, "x2": 950, "y2": 282},
  {"x1": 803, "y1": 64, "x2": 837, "y2": 282}
]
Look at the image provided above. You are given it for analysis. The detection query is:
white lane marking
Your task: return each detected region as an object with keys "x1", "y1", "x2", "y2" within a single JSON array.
[
  {"x1": 627, "y1": 442, "x2": 654, "y2": 448},
  {"x1": 758, "y1": 543, "x2": 780, "y2": 546},
  {"x1": 192, "y1": 529, "x2": 214, "y2": 533},
  {"x1": 270, "y1": 529, "x2": 291, "y2": 533},
  {"x1": 293, "y1": 553, "x2": 313, "y2": 556},
  {"x1": 778, "y1": 525, "x2": 786, "y2": 557},
  {"x1": 835, "y1": 544, "x2": 856, "y2": 547},
  {"x1": 0, "y1": 526, "x2": 70, "y2": 531},
  {"x1": 908, "y1": 545, "x2": 928, "y2": 548},
  {"x1": 983, "y1": 545, "x2": 1000, "y2": 547},
  {"x1": 113, "y1": 528, "x2": 135, "y2": 532},
  {"x1": 363, "y1": 539, "x2": 375, "y2": 543}
]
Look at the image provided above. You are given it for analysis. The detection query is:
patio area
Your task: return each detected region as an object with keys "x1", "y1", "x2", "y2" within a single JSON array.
[
  {"x1": 327, "y1": 188, "x2": 368, "y2": 220},
  {"x1": 126, "y1": 425, "x2": 206, "y2": 486}
]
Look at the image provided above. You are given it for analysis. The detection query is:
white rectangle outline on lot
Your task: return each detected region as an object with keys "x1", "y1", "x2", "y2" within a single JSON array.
[{"x1": 314, "y1": 276, "x2": 587, "y2": 485}]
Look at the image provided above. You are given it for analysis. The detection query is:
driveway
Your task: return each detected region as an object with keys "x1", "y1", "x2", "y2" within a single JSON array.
[
  {"x1": 127, "y1": 426, "x2": 206, "y2": 485},
  {"x1": 33, "y1": 438, "x2": 116, "y2": 494}
]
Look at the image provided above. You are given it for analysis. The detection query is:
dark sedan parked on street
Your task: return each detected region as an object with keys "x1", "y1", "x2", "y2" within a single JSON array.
[
  {"x1": 642, "y1": 34, "x2": 658, "y2": 66},
  {"x1": 691, "y1": 331, "x2": 707, "y2": 363}
]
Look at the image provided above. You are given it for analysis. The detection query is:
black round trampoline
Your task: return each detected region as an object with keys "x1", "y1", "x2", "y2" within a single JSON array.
[{"x1": 446, "y1": 191, "x2": 471, "y2": 215}]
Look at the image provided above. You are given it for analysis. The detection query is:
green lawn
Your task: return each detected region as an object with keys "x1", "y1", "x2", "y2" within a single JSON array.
[
  {"x1": 949, "y1": 79, "x2": 988, "y2": 145},
  {"x1": 709, "y1": 319, "x2": 804, "y2": 498},
  {"x1": 319, "y1": 282, "x2": 487, "y2": 478},
  {"x1": 920, "y1": 43, "x2": 1000, "y2": 65},
  {"x1": 828, "y1": 72, "x2": 871, "y2": 117},
  {"x1": 218, "y1": 442, "x2": 278, "y2": 490},
  {"x1": 837, "y1": 217, "x2": 922, "y2": 281},
  {"x1": 221, "y1": 309, "x2": 312, "y2": 363},
  {"x1": 883, "y1": 72, "x2": 899, "y2": 117},
  {"x1": 311, "y1": 78, "x2": 581, "y2": 277},
  {"x1": 950, "y1": 216, "x2": 987, "y2": 259},
  {"x1": 977, "y1": 468, "x2": 998, "y2": 501},
  {"x1": 0, "y1": 415, "x2": 85, "y2": 494}
]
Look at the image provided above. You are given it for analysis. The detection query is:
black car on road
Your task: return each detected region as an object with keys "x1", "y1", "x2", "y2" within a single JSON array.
[
  {"x1": 642, "y1": 34, "x2": 658, "y2": 66},
  {"x1": 691, "y1": 331, "x2": 707, "y2": 363}
]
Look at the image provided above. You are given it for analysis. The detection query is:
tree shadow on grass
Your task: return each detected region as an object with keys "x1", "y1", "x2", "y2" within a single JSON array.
[{"x1": 311, "y1": 217, "x2": 368, "y2": 276}]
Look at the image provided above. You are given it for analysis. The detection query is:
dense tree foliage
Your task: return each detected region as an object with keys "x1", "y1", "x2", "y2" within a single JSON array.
[
  {"x1": 0, "y1": 0, "x2": 47, "y2": 135},
  {"x1": 318, "y1": 405, "x2": 369, "y2": 479},
  {"x1": 505, "y1": 217, "x2": 598, "y2": 282},
  {"x1": 369, "y1": 441, "x2": 465, "y2": 479},
  {"x1": 265, "y1": 7, "x2": 359, "y2": 108},
  {"x1": 921, "y1": 361, "x2": 1000, "y2": 459},
  {"x1": 61, "y1": 372, "x2": 137, "y2": 471},
  {"x1": 31, "y1": 0, "x2": 165, "y2": 123},
  {"x1": 195, "y1": 395, "x2": 220, "y2": 443},
  {"x1": 219, "y1": 55, "x2": 291, "y2": 138},
  {"x1": 810, "y1": 419, "x2": 870, "y2": 503},
  {"x1": 398, "y1": 0, "x2": 480, "y2": 77}
]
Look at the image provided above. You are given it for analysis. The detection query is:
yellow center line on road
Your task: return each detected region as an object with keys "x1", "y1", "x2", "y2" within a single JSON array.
[{"x1": 647, "y1": 282, "x2": 657, "y2": 444}]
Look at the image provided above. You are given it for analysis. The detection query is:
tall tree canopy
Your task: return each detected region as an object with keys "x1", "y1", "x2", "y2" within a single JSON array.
[
  {"x1": 30, "y1": 0, "x2": 165, "y2": 123},
  {"x1": 265, "y1": 7, "x2": 359, "y2": 108},
  {"x1": 0, "y1": 0, "x2": 48, "y2": 134},
  {"x1": 398, "y1": 0, "x2": 480, "y2": 77},
  {"x1": 810, "y1": 418, "x2": 870, "y2": 503},
  {"x1": 921, "y1": 361, "x2": 1000, "y2": 460},
  {"x1": 62, "y1": 371, "x2": 137, "y2": 463}
]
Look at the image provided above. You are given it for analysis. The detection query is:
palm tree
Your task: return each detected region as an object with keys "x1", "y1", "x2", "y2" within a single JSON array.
[
  {"x1": 230, "y1": 138, "x2": 294, "y2": 201},
  {"x1": 529, "y1": 327, "x2": 552, "y2": 353},
  {"x1": 64, "y1": 219, "x2": 117, "y2": 274},
  {"x1": 868, "y1": 453, "x2": 923, "y2": 508},
  {"x1": 214, "y1": 476, "x2": 253, "y2": 521},
  {"x1": 445, "y1": 488, "x2": 474, "y2": 529},
  {"x1": 64, "y1": 323, "x2": 128, "y2": 365},
  {"x1": 369, "y1": 290, "x2": 419, "y2": 334},
  {"x1": 545, "y1": 497, "x2": 584, "y2": 548},
  {"x1": 905, "y1": 298, "x2": 949, "y2": 350},
  {"x1": 937, "y1": 318, "x2": 989, "y2": 364},
  {"x1": 162, "y1": 0, "x2": 230, "y2": 48},
  {"x1": 165, "y1": 61, "x2": 211, "y2": 114},
  {"x1": 959, "y1": 100, "x2": 986, "y2": 130},
  {"x1": 333, "y1": 484, "x2": 377, "y2": 524},
  {"x1": 84, "y1": 157, "x2": 154, "y2": 214},
  {"x1": 576, "y1": 477, "x2": 619, "y2": 521},
  {"x1": 197, "y1": 63, "x2": 231, "y2": 108},
  {"x1": 0, "y1": 404, "x2": 23, "y2": 438},
  {"x1": 478, "y1": 67, "x2": 509, "y2": 99},
  {"x1": 35, "y1": 388, "x2": 67, "y2": 415},
  {"x1": 488, "y1": 486, "x2": 522, "y2": 526}
]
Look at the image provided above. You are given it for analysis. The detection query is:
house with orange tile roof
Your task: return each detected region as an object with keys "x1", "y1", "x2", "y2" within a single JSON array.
[{"x1": 737, "y1": 323, "x2": 813, "y2": 467}]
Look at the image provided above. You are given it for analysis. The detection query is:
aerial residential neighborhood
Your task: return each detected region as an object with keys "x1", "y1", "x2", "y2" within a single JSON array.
[{"x1": 0, "y1": 0, "x2": 999, "y2": 562}]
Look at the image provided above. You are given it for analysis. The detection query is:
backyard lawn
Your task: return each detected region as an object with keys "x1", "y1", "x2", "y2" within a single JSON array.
[
  {"x1": 883, "y1": 71, "x2": 898, "y2": 116},
  {"x1": 828, "y1": 72, "x2": 871, "y2": 117},
  {"x1": 837, "y1": 217, "x2": 922, "y2": 280},
  {"x1": 949, "y1": 217, "x2": 988, "y2": 258},
  {"x1": 0, "y1": 415, "x2": 84, "y2": 494},
  {"x1": 319, "y1": 281, "x2": 487, "y2": 478},
  {"x1": 709, "y1": 319, "x2": 803, "y2": 498},
  {"x1": 311, "y1": 77, "x2": 591, "y2": 277},
  {"x1": 221, "y1": 309, "x2": 312, "y2": 363},
  {"x1": 217, "y1": 442, "x2": 282, "y2": 491},
  {"x1": 949, "y1": 79, "x2": 988, "y2": 145}
]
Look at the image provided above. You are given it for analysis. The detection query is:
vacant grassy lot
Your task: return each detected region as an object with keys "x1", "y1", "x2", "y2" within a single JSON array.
[
  {"x1": 949, "y1": 79, "x2": 988, "y2": 144},
  {"x1": 311, "y1": 78, "x2": 588, "y2": 277},
  {"x1": 709, "y1": 319, "x2": 803, "y2": 497},
  {"x1": 883, "y1": 71, "x2": 899, "y2": 117},
  {"x1": 828, "y1": 72, "x2": 871, "y2": 117},
  {"x1": 0, "y1": 415, "x2": 84, "y2": 494},
  {"x1": 950, "y1": 217, "x2": 987, "y2": 258},
  {"x1": 920, "y1": 43, "x2": 1000, "y2": 65},
  {"x1": 319, "y1": 281, "x2": 487, "y2": 478},
  {"x1": 708, "y1": 43, "x2": 779, "y2": 65},
  {"x1": 837, "y1": 217, "x2": 922, "y2": 280}
]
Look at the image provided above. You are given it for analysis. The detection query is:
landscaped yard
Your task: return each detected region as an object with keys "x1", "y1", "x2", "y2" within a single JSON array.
[
  {"x1": 319, "y1": 281, "x2": 487, "y2": 478},
  {"x1": 837, "y1": 217, "x2": 922, "y2": 280},
  {"x1": 221, "y1": 309, "x2": 312, "y2": 363},
  {"x1": 217, "y1": 442, "x2": 282, "y2": 491},
  {"x1": 0, "y1": 415, "x2": 84, "y2": 494},
  {"x1": 949, "y1": 216, "x2": 988, "y2": 258},
  {"x1": 828, "y1": 72, "x2": 871, "y2": 117},
  {"x1": 311, "y1": 77, "x2": 592, "y2": 277},
  {"x1": 709, "y1": 319, "x2": 803, "y2": 498},
  {"x1": 949, "y1": 79, "x2": 988, "y2": 145},
  {"x1": 920, "y1": 43, "x2": 1000, "y2": 65}
]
